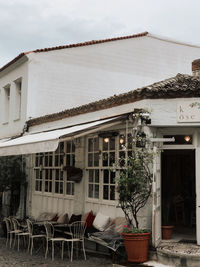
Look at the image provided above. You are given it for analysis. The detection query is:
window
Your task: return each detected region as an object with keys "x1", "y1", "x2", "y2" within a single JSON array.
[
  {"x1": 87, "y1": 135, "x2": 117, "y2": 201},
  {"x1": 34, "y1": 140, "x2": 75, "y2": 195},
  {"x1": 66, "y1": 141, "x2": 75, "y2": 195},
  {"x1": 14, "y1": 79, "x2": 22, "y2": 120},
  {"x1": 3, "y1": 85, "x2": 10, "y2": 123},
  {"x1": 87, "y1": 132, "x2": 134, "y2": 202}
]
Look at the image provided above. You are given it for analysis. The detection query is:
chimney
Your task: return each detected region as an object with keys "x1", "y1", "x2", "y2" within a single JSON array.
[{"x1": 192, "y1": 59, "x2": 200, "y2": 76}]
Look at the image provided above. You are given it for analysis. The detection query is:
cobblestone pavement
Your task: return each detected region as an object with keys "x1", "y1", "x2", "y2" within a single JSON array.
[{"x1": 0, "y1": 238, "x2": 113, "y2": 267}]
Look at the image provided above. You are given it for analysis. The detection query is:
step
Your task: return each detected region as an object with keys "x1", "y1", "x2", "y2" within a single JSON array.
[{"x1": 156, "y1": 241, "x2": 200, "y2": 267}]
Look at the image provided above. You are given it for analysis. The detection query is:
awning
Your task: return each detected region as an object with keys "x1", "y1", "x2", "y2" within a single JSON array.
[{"x1": 0, "y1": 117, "x2": 122, "y2": 156}]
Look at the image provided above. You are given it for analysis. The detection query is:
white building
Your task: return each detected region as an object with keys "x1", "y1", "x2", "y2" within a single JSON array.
[
  {"x1": 1, "y1": 32, "x2": 200, "y2": 139},
  {"x1": 1, "y1": 33, "x2": 200, "y2": 250}
]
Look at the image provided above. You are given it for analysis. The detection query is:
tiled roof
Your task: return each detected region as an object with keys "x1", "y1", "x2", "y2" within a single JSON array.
[
  {"x1": 27, "y1": 73, "x2": 200, "y2": 127},
  {"x1": 0, "y1": 32, "x2": 148, "y2": 73}
]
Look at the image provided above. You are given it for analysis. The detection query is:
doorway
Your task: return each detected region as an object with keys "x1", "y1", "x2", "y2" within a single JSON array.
[{"x1": 161, "y1": 149, "x2": 196, "y2": 240}]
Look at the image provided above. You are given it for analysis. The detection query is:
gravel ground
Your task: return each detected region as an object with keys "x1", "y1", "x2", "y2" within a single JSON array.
[{"x1": 0, "y1": 237, "x2": 113, "y2": 267}]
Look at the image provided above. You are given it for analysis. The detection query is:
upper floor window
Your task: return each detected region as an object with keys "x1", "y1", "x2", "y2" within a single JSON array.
[
  {"x1": 3, "y1": 84, "x2": 10, "y2": 123},
  {"x1": 14, "y1": 79, "x2": 22, "y2": 120}
]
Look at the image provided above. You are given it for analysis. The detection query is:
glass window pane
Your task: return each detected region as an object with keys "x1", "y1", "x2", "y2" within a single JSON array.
[
  {"x1": 109, "y1": 152, "x2": 115, "y2": 166},
  {"x1": 60, "y1": 142, "x2": 64, "y2": 153},
  {"x1": 95, "y1": 185, "x2": 99, "y2": 198},
  {"x1": 72, "y1": 155, "x2": 75, "y2": 166},
  {"x1": 72, "y1": 183, "x2": 74, "y2": 195},
  {"x1": 55, "y1": 170, "x2": 59, "y2": 180},
  {"x1": 67, "y1": 142, "x2": 71, "y2": 153},
  {"x1": 88, "y1": 154, "x2": 93, "y2": 167},
  {"x1": 60, "y1": 182, "x2": 63, "y2": 194},
  {"x1": 103, "y1": 170, "x2": 109, "y2": 183},
  {"x1": 103, "y1": 152, "x2": 108, "y2": 166},
  {"x1": 109, "y1": 137, "x2": 115, "y2": 150},
  {"x1": 94, "y1": 153, "x2": 99, "y2": 167},
  {"x1": 95, "y1": 170, "x2": 99, "y2": 183},
  {"x1": 103, "y1": 185, "x2": 108, "y2": 200},
  {"x1": 88, "y1": 139, "x2": 93, "y2": 152},
  {"x1": 128, "y1": 134, "x2": 133, "y2": 149},
  {"x1": 103, "y1": 139, "x2": 108, "y2": 151},
  {"x1": 110, "y1": 172, "x2": 115, "y2": 184},
  {"x1": 66, "y1": 155, "x2": 71, "y2": 166},
  {"x1": 88, "y1": 184, "x2": 93, "y2": 198},
  {"x1": 89, "y1": 170, "x2": 93, "y2": 183},
  {"x1": 110, "y1": 186, "x2": 115, "y2": 200},
  {"x1": 119, "y1": 135, "x2": 125, "y2": 149},
  {"x1": 49, "y1": 182, "x2": 52, "y2": 192},
  {"x1": 72, "y1": 142, "x2": 75, "y2": 152},
  {"x1": 93, "y1": 138, "x2": 99, "y2": 151},
  {"x1": 55, "y1": 182, "x2": 59, "y2": 193},
  {"x1": 66, "y1": 183, "x2": 71, "y2": 195}
]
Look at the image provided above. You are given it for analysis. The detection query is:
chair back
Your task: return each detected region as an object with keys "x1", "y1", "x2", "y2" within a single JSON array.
[
  {"x1": 70, "y1": 221, "x2": 86, "y2": 240},
  {"x1": 44, "y1": 222, "x2": 54, "y2": 239},
  {"x1": 4, "y1": 218, "x2": 12, "y2": 232},
  {"x1": 12, "y1": 218, "x2": 21, "y2": 231},
  {"x1": 26, "y1": 219, "x2": 33, "y2": 235}
]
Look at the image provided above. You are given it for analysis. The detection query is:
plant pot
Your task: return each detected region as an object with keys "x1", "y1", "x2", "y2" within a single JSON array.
[
  {"x1": 122, "y1": 232, "x2": 151, "y2": 263},
  {"x1": 162, "y1": 225, "x2": 174, "y2": 239}
]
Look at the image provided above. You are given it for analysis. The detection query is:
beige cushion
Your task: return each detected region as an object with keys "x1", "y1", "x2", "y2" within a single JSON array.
[
  {"x1": 114, "y1": 217, "x2": 127, "y2": 233},
  {"x1": 81, "y1": 212, "x2": 89, "y2": 225},
  {"x1": 57, "y1": 213, "x2": 69, "y2": 224},
  {"x1": 93, "y1": 212, "x2": 110, "y2": 231}
]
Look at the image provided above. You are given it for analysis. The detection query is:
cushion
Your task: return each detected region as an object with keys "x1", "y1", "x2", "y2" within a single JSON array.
[
  {"x1": 69, "y1": 214, "x2": 82, "y2": 224},
  {"x1": 114, "y1": 217, "x2": 127, "y2": 233},
  {"x1": 81, "y1": 212, "x2": 89, "y2": 225},
  {"x1": 93, "y1": 212, "x2": 110, "y2": 231},
  {"x1": 85, "y1": 211, "x2": 95, "y2": 227},
  {"x1": 47, "y1": 212, "x2": 57, "y2": 221},
  {"x1": 57, "y1": 213, "x2": 69, "y2": 224}
]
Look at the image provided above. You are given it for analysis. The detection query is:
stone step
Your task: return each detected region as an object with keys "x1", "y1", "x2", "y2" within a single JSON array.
[{"x1": 156, "y1": 241, "x2": 200, "y2": 267}]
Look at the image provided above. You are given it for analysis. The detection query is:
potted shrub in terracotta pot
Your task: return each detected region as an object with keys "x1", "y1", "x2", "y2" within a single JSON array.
[
  {"x1": 116, "y1": 128, "x2": 154, "y2": 263},
  {"x1": 161, "y1": 198, "x2": 174, "y2": 239}
]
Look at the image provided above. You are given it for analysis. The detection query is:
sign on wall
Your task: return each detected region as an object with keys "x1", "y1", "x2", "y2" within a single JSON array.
[{"x1": 177, "y1": 100, "x2": 200, "y2": 122}]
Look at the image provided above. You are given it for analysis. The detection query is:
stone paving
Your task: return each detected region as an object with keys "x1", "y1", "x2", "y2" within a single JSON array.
[{"x1": 0, "y1": 237, "x2": 113, "y2": 267}]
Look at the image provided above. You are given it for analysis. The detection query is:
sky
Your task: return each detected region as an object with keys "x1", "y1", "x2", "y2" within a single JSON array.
[{"x1": 1, "y1": 0, "x2": 200, "y2": 68}]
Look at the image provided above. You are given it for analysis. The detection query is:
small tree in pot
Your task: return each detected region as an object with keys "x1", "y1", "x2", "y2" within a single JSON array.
[{"x1": 116, "y1": 132, "x2": 154, "y2": 263}]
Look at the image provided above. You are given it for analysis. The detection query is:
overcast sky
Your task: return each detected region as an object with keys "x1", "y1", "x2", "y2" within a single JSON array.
[{"x1": 1, "y1": 0, "x2": 200, "y2": 68}]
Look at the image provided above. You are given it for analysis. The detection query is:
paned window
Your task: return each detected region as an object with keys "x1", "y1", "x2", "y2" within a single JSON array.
[
  {"x1": 87, "y1": 132, "x2": 132, "y2": 202},
  {"x1": 34, "y1": 140, "x2": 75, "y2": 196},
  {"x1": 35, "y1": 169, "x2": 43, "y2": 192}
]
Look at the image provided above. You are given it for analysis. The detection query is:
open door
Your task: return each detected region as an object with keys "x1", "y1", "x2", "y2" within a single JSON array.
[
  {"x1": 152, "y1": 146, "x2": 161, "y2": 247},
  {"x1": 196, "y1": 148, "x2": 200, "y2": 245}
]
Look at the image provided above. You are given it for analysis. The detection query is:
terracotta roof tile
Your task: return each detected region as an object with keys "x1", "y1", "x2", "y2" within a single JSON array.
[
  {"x1": 27, "y1": 73, "x2": 200, "y2": 127},
  {"x1": 0, "y1": 32, "x2": 148, "y2": 73}
]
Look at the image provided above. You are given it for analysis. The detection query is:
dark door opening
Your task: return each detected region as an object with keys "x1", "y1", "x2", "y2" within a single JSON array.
[{"x1": 161, "y1": 149, "x2": 196, "y2": 239}]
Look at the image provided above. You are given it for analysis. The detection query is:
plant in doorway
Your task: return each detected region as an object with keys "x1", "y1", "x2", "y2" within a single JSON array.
[
  {"x1": 161, "y1": 197, "x2": 174, "y2": 239},
  {"x1": 115, "y1": 125, "x2": 154, "y2": 263}
]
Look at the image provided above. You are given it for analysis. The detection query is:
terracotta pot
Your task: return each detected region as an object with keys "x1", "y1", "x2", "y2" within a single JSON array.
[
  {"x1": 122, "y1": 232, "x2": 151, "y2": 263},
  {"x1": 162, "y1": 225, "x2": 174, "y2": 239}
]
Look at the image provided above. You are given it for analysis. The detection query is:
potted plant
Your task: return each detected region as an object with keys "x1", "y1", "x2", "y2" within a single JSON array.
[
  {"x1": 116, "y1": 132, "x2": 154, "y2": 263},
  {"x1": 161, "y1": 197, "x2": 174, "y2": 239}
]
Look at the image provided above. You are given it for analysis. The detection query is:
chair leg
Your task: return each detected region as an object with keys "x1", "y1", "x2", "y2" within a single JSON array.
[
  {"x1": 82, "y1": 240, "x2": 86, "y2": 260},
  {"x1": 9, "y1": 233, "x2": 12, "y2": 248},
  {"x1": 45, "y1": 240, "x2": 48, "y2": 259},
  {"x1": 52, "y1": 241, "x2": 54, "y2": 261},
  {"x1": 71, "y1": 241, "x2": 73, "y2": 262},
  {"x1": 30, "y1": 238, "x2": 33, "y2": 255},
  {"x1": 27, "y1": 236, "x2": 30, "y2": 252},
  {"x1": 61, "y1": 241, "x2": 64, "y2": 260},
  {"x1": 17, "y1": 235, "x2": 20, "y2": 251},
  {"x1": 6, "y1": 232, "x2": 9, "y2": 247}
]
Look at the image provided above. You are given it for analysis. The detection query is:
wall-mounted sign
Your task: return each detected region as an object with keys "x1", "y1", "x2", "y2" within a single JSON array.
[{"x1": 177, "y1": 101, "x2": 200, "y2": 122}]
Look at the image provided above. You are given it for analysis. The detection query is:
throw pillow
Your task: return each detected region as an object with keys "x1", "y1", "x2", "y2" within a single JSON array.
[
  {"x1": 93, "y1": 212, "x2": 110, "y2": 231},
  {"x1": 85, "y1": 211, "x2": 95, "y2": 227},
  {"x1": 69, "y1": 214, "x2": 82, "y2": 224},
  {"x1": 57, "y1": 213, "x2": 69, "y2": 224},
  {"x1": 81, "y1": 212, "x2": 89, "y2": 225}
]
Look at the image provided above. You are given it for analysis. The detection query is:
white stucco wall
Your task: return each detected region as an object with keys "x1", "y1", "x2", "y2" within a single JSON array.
[
  {"x1": 0, "y1": 61, "x2": 28, "y2": 138},
  {"x1": 26, "y1": 36, "x2": 200, "y2": 119}
]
